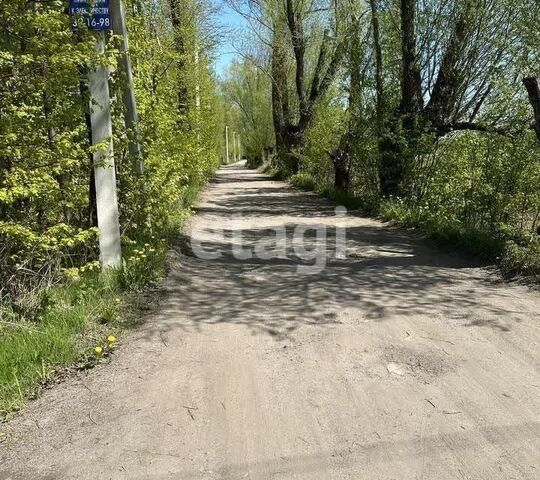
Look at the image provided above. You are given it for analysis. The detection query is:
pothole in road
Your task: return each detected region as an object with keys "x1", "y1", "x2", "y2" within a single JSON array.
[
  {"x1": 383, "y1": 345, "x2": 453, "y2": 381},
  {"x1": 386, "y1": 362, "x2": 411, "y2": 376}
]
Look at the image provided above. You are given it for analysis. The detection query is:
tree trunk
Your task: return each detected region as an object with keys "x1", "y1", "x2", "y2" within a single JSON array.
[
  {"x1": 286, "y1": 0, "x2": 307, "y2": 117},
  {"x1": 399, "y1": 0, "x2": 423, "y2": 131},
  {"x1": 379, "y1": 120, "x2": 404, "y2": 197},
  {"x1": 331, "y1": 14, "x2": 362, "y2": 193},
  {"x1": 271, "y1": 19, "x2": 293, "y2": 171},
  {"x1": 523, "y1": 77, "x2": 540, "y2": 142},
  {"x1": 379, "y1": 0, "x2": 421, "y2": 198},
  {"x1": 333, "y1": 153, "x2": 351, "y2": 192},
  {"x1": 424, "y1": 1, "x2": 475, "y2": 127},
  {"x1": 378, "y1": 0, "x2": 422, "y2": 197},
  {"x1": 169, "y1": 0, "x2": 189, "y2": 118},
  {"x1": 370, "y1": 0, "x2": 384, "y2": 138},
  {"x1": 331, "y1": 131, "x2": 352, "y2": 192},
  {"x1": 270, "y1": 7, "x2": 349, "y2": 175},
  {"x1": 282, "y1": 125, "x2": 303, "y2": 174},
  {"x1": 370, "y1": 0, "x2": 396, "y2": 196}
]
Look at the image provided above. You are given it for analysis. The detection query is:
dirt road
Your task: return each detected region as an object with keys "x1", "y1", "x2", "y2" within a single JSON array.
[{"x1": 1, "y1": 164, "x2": 539, "y2": 479}]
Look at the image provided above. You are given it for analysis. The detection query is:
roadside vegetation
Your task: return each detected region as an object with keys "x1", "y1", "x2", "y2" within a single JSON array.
[
  {"x1": 0, "y1": 0, "x2": 221, "y2": 414},
  {"x1": 222, "y1": 0, "x2": 540, "y2": 280}
]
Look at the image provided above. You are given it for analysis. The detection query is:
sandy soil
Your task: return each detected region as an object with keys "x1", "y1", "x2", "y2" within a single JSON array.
[{"x1": 1, "y1": 164, "x2": 539, "y2": 479}]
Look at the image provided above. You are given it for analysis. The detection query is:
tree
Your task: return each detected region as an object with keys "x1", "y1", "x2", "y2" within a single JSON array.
[
  {"x1": 523, "y1": 77, "x2": 540, "y2": 141},
  {"x1": 330, "y1": 8, "x2": 364, "y2": 192},
  {"x1": 228, "y1": 0, "x2": 355, "y2": 172},
  {"x1": 0, "y1": 0, "x2": 221, "y2": 300},
  {"x1": 378, "y1": 0, "x2": 520, "y2": 196},
  {"x1": 222, "y1": 57, "x2": 274, "y2": 166},
  {"x1": 169, "y1": 0, "x2": 193, "y2": 117},
  {"x1": 275, "y1": 0, "x2": 351, "y2": 172}
]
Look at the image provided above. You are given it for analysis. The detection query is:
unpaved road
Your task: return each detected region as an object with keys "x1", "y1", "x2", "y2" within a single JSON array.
[{"x1": 1, "y1": 164, "x2": 540, "y2": 479}]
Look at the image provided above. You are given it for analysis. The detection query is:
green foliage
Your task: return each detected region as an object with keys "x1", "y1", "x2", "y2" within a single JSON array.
[
  {"x1": 301, "y1": 94, "x2": 346, "y2": 184},
  {"x1": 321, "y1": 186, "x2": 379, "y2": 214},
  {"x1": 502, "y1": 237, "x2": 540, "y2": 278},
  {"x1": 0, "y1": 0, "x2": 221, "y2": 412},
  {"x1": 405, "y1": 133, "x2": 540, "y2": 235},
  {"x1": 294, "y1": 93, "x2": 380, "y2": 210},
  {"x1": 355, "y1": 129, "x2": 540, "y2": 273},
  {"x1": 298, "y1": 113, "x2": 540, "y2": 275},
  {"x1": 290, "y1": 172, "x2": 379, "y2": 213},
  {"x1": 221, "y1": 59, "x2": 274, "y2": 167},
  {"x1": 0, "y1": 1, "x2": 101, "y2": 301},
  {"x1": 289, "y1": 172, "x2": 318, "y2": 191},
  {"x1": 0, "y1": 0, "x2": 221, "y2": 296},
  {"x1": 379, "y1": 198, "x2": 505, "y2": 259}
]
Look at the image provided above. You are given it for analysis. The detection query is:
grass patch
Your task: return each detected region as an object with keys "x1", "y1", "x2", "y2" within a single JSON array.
[
  {"x1": 320, "y1": 186, "x2": 379, "y2": 214},
  {"x1": 289, "y1": 172, "x2": 318, "y2": 191},
  {"x1": 501, "y1": 236, "x2": 540, "y2": 279},
  {"x1": 379, "y1": 200, "x2": 540, "y2": 278},
  {"x1": 0, "y1": 272, "x2": 124, "y2": 414}
]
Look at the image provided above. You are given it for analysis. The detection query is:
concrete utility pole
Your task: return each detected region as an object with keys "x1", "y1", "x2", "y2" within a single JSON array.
[
  {"x1": 225, "y1": 126, "x2": 230, "y2": 164},
  {"x1": 237, "y1": 134, "x2": 241, "y2": 160},
  {"x1": 232, "y1": 132, "x2": 237, "y2": 162},
  {"x1": 110, "y1": 0, "x2": 144, "y2": 174},
  {"x1": 194, "y1": 46, "x2": 202, "y2": 144},
  {"x1": 89, "y1": 34, "x2": 122, "y2": 268},
  {"x1": 194, "y1": 48, "x2": 201, "y2": 110}
]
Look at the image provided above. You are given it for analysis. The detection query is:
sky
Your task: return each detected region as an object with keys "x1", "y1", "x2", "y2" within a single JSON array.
[{"x1": 212, "y1": 2, "x2": 248, "y2": 78}]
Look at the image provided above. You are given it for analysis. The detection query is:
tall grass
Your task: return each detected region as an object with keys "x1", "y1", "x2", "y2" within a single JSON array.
[{"x1": 0, "y1": 273, "x2": 122, "y2": 414}]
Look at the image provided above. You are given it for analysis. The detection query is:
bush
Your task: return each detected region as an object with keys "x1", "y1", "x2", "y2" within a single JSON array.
[
  {"x1": 289, "y1": 172, "x2": 318, "y2": 191},
  {"x1": 501, "y1": 236, "x2": 540, "y2": 278}
]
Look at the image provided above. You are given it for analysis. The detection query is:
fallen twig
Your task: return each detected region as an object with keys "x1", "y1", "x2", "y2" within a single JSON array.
[
  {"x1": 420, "y1": 336, "x2": 455, "y2": 346},
  {"x1": 88, "y1": 411, "x2": 97, "y2": 425},
  {"x1": 183, "y1": 405, "x2": 197, "y2": 420}
]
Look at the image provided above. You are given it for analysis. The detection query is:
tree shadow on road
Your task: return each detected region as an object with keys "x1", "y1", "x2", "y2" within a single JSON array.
[
  {"x1": 144, "y1": 236, "x2": 524, "y2": 340},
  {"x1": 138, "y1": 167, "x2": 535, "y2": 340}
]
